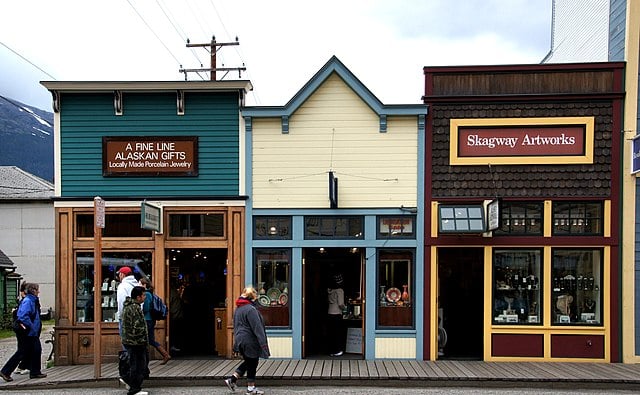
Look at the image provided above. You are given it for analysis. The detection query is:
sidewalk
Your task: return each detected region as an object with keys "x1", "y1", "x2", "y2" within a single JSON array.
[{"x1": 1, "y1": 357, "x2": 640, "y2": 391}]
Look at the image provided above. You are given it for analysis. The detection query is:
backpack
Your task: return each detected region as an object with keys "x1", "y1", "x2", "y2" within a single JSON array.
[{"x1": 150, "y1": 293, "x2": 168, "y2": 321}]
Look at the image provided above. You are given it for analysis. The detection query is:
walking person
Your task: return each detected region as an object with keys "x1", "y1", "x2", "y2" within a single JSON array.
[
  {"x1": 224, "y1": 286, "x2": 270, "y2": 395},
  {"x1": 139, "y1": 277, "x2": 170, "y2": 365},
  {"x1": 117, "y1": 266, "x2": 139, "y2": 334},
  {"x1": 120, "y1": 285, "x2": 149, "y2": 395},
  {"x1": 0, "y1": 282, "x2": 47, "y2": 382},
  {"x1": 13, "y1": 282, "x2": 31, "y2": 375},
  {"x1": 327, "y1": 273, "x2": 346, "y2": 357}
]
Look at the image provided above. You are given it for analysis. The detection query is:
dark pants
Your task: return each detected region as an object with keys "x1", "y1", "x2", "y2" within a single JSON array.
[
  {"x1": 327, "y1": 314, "x2": 344, "y2": 354},
  {"x1": 123, "y1": 344, "x2": 148, "y2": 395},
  {"x1": 235, "y1": 355, "x2": 259, "y2": 381},
  {"x1": 0, "y1": 333, "x2": 30, "y2": 376}
]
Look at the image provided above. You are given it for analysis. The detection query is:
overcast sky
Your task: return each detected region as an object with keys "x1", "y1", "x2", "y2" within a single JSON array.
[{"x1": 0, "y1": 0, "x2": 552, "y2": 111}]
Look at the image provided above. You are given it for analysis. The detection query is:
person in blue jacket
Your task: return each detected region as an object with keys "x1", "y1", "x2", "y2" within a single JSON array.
[
  {"x1": 223, "y1": 286, "x2": 270, "y2": 395},
  {"x1": 0, "y1": 282, "x2": 47, "y2": 381}
]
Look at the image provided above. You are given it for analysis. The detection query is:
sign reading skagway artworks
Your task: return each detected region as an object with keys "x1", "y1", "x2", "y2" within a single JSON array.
[
  {"x1": 102, "y1": 136, "x2": 198, "y2": 176},
  {"x1": 457, "y1": 125, "x2": 585, "y2": 157}
]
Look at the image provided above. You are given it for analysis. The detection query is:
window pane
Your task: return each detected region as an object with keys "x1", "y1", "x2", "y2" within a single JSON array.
[
  {"x1": 438, "y1": 205, "x2": 485, "y2": 233},
  {"x1": 254, "y1": 217, "x2": 292, "y2": 239},
  {"x1": 552, "y1": 202, "x2": 603, "y2": 235},
  {"x1": 255, "y1": 249, "x2": 291, "y2": 328},
  {"x1": 76, "y1": 251, "x2": 152, "y2": 323},
  {"x1": 552, "y1": 249, "x2": 602, "y2": 326},
  {"x1": 304, "y1": 216, "x2": 364, "y2": 239},
  {"x1": 493, "y1": 249, "x2": 542, "y2": 325},
  {"x1": 377, "y1": 216, "x2": 416, "y2": 239},
  {"x1": 169, "y1": 214, "x2": 224, "y2": 237},
  {"x1": 377, "y1": 250, "x2": 414, "y2": 328},
  {"x1": 495, "y1": 202, "x2": 543, "y2": 235},
  {"x1": 76, "y1": 214, "x2": 153, "y2": 238}
]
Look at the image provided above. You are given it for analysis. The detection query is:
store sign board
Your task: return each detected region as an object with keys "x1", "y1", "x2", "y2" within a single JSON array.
[
  {"x1": 140, "y1": 201, "x2": 161, "y2": 233},
  {"x1": 632, "y1": 134, "x2": 640, "y2": 175},
  {"x1": 380, "y1": 217, "x2": 413, "y2": 234},
  {"x1": 450, "y1": 117, "x2": 595, "y2": 165},
  {"x1": 486, "y1": 199, "x2": 500, "y2": 231},
  {"x1": 94, "y1": 196, "x2": 105, "y2": 228},
  {"x1": 102, "y1": 136, "x2": 198, "y2": 177}
]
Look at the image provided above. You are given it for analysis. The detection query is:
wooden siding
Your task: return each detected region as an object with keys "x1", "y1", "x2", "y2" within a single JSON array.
[
  {"x1": 268, "y1": 336, "x2": 293, "y2": 358},
  {"x1": 59, "y1": 92, "x2": 241, "y2": 197},
  {"x1": 375, "y1": 337, "x2": 416, "y2": 359},
  {"x1": 252, "y1": 73, "x2": 418, "y2": 209},
  {"x1": 608, "y1": 0, "x2": 627, "y2": 61}
]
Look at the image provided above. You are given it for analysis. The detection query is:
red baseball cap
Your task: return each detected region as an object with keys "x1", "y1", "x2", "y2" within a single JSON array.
[{"x1": 117, "y1": 267, "x2": 132, "y2": 276}]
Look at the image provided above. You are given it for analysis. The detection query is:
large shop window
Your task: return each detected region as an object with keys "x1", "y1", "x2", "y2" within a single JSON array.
[
  {"x1": 255, "y1": 249, "x2": 291, "y2": 328},
  {"x1": 76, "y1": 213, "x2": 152, "y2": 238},
  {"x1": 552, "y1": 202, "x2": 603, "y2": 235},
  {"x1": 168, "y1": 213, "x2": 225, "y2": 237},
  {"x1": 75, "y1": 251, "x2": 152, "y2": 323},
  {"x1": 304, "y1": 216, "x2": 364, "y2": 239},
  {"x1": 493, "y1": 249, "x2": 542, "y2": 325},
  {"x1": 552, "y1": 249, "x2": 602, "y2": 326},
  {"x1": 377, "y1": 250, "x2": 414, "y2": 328},
  {"x1": 377, "y1": 216, "x2": 416, "y2": 239},
  {"x1": 254, "y1": 216, "x2": 292, "y2": 240},
  {"x1": 494, "y1": 202, "x2": 543, "y2": 235}
]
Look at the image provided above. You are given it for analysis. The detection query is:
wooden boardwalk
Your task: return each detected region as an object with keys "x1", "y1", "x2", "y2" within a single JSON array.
[{"x1": 2, "y1": 359, "x2": 640, "y2": 390}]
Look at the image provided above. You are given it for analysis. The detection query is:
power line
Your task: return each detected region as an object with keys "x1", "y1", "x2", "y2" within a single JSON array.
[
  {"x1": 155, "y1": 0, "x2": 206, "y2": 69},
  {"x1": 0, "y1": 41, "x2": 56, "y2": 80}
]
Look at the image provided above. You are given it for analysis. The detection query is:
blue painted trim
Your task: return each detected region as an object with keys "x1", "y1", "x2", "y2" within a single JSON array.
[
  {"x1": 375, "y1": 330, "x2": 417, "y2": 337},
  {"x1": 415, "y1": 112, "x2": 425, "y2": 360},
  {"x1": 242, "y1": 56, "x2": 427, "y2": 118},
  {"x1": 379, "y1": 115, "x2": 387, "y2": 133},
  {"x1": 282, "y1": 116, "x2": 289, "y2": 134}
]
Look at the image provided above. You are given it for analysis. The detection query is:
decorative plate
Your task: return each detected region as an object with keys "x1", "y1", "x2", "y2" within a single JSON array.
[
  {"x1": 386, "y1": 287, "x2": 401, "y2": 303},
  {"x1": 258, "y1": 295, "x2": 271, "y2": 307},
  {"x1": 278, "y1": 293, "x2": 289, "y2": 306},
  {"x1": 266, "y1": 287, "x2": 281, "y2": 301}
]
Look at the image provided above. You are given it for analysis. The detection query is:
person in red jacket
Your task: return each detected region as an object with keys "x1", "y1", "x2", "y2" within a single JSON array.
[{"x1": 223, "y1": 286, "x2": 270, "y2": 395}]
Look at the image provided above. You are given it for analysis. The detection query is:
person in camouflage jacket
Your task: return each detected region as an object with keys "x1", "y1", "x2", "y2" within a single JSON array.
[{"x1": 120, "y1": 286, "x2": 149, "y2": 395}]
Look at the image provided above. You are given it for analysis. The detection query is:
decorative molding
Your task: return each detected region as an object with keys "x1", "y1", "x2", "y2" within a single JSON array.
[
  {"x1": 114, "y1": 90, "x2": 123, "y2": 116},
  {"x1": 176, "y1": 90, "x2": 185, "y2": 115}
]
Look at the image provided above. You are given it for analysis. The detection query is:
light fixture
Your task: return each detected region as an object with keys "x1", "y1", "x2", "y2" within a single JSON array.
[
  {"x1": 319, "y1": 247, "x2": 326, "y2": 254},
  {"x1": 268, "y1": 226, "x2": 277, "y2": 235},
  {"x1": 350, "y1": 248, "x2": 358, "y2": 254}
]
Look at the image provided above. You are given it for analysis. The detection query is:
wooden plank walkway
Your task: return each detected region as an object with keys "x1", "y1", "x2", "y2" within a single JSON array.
[{"x1": 2, "y1": 359, "x2": 640, "y2": 390}]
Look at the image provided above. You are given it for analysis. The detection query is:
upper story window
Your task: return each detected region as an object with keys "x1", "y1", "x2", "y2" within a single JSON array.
[
  {"x1": 168, "y1": 213, "x2": 225, "y2": 238},
  {"x1": 552, "y1": 202, "x2": 603, "y2": 236},
  {"x1": 76, "y1": 213, "x2": 152, "y2": 238},
  {"x1": 304, "y1": 216, "x2": 364, "y2": 239},
  {"x1": 494, "y1": 202, "x2": 543, "y2": 235},
  {"x1": 438, "y1": 205, "x2": 485, "y2": 233},
  {"x1": 254, "y1": 217, "x2": 292, "y2": 240},
  {"x1": 377, "y1": 216, "x2": 416, "y2": 239}
]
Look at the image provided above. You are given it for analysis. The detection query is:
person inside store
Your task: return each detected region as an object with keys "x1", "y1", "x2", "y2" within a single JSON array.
[
  {"x1": 0, "y1": 282, "x2": 47, "y2": 381},
  {"x1": 117, "y1": 266, "x2": 139, "y2": 334},
  {"x1": 223, "y1": 286, "x2": 270, "y2": 395},
  {"x1": 327, "y1": 273, "x2": 346, "y2": 357},
  {"x1": 168, "y1": 278, "x2": 185, "y2": 355},
  {"x1": 139, "y1": 277, "x2": 170, "y2": 365},
  {"x1": 120, "y1": 285, "x2": 149, "y2": 395}
]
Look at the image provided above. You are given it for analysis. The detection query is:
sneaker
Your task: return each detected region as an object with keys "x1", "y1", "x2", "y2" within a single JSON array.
[
  {"x1": 134, "y1": 392, "x2": 148, "y2": 395},
  {"x1": 0, "y1": 372, "x2": 13, "y2": 382},
  {"x1": 29, "y1": 373, "x2": 47, "y2": 379},
  {"x1": 330, "y1": 351, "x2": 344, "y2": 357},
  {"x1": 224, "y1": 376, "x2": 237, "y2": 392},
  {"x1": 14, "y1": 368, "x2": 29, "y2": 375},
  {"x1": 246, "y1": 388, "x2": 265, "y2": 395},
  {"x1": 119, "y1": 377, "x2": 130, "y2": 390}
]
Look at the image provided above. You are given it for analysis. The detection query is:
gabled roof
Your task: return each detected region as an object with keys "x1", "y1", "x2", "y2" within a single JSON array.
[
  {"x1": 243, "y1": 56, "x2": 426, "y2": 132},
  {"x1": 0, "y1": 249, "x2": 16, "y2": 269},
  {"x1": 0, "y1": 166, "x2": 54, "y2": 200}
]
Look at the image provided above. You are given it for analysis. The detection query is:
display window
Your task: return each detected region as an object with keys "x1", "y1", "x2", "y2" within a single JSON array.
[
  {"x1": 254, "y1": 249, "x2": 291, "y2": 328},
  {"x1": 75, "y1": 251, "x2": 152, "y2": 323},
  {"x1": 552, "y1": 248, "x2": 602, "y2": 326},
  {"x1": 76, "y1": 213, "x2": 153, "y2": 238},
  {"x1": 377, "y1": 249, "x2": 414, "y2": 328},
  {"x1": 168, "y1": 213, "x2": 225, "y2": 237},
  {"x1": 304, "y1": 216, "x2": 364, "y2": 239},
  {"x1": 377, "y1": 216, "x2": 416, "y2": 239},
  {"x1": 492, "y1": 249, "x2": 542, "y2": 325},
  {"x1": 254, "y1": 216, "x2": 292, "y2": 240}
]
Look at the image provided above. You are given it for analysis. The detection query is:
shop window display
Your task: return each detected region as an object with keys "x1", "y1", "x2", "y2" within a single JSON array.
[
  {"x1": 76, "y1": 213, "x2": 152, "y2": 238},
  {"x1": 254, "y1": 216, "x2": 292, "y2": 239},
  {"x1": 552, "y1": 202, "x2": 603, "y2": 235},
  {"x1": 377, "y1": 250, "x2": 414, "y2": 328},
  {"x1": 75, "y1": 251, "x2": 152, "y2": 323},
  {"x1": 304, "y1": 216, "x2": 364, "y2": 239},
  {"x1": 493, "y1": 249, "x2": 542, "y2": 325},
  {"x1": 494, "y1": 202, "x2": 543, "y2": 235},
  {"x1": 255, "y1": 249, "x2": 291, "y2": 328},
  {"x1": 377, "y1": 216, "x2": 416, "y2": 239},
  {"x1": 552, "y1": 249, "x2": 602, "y2": 325}
]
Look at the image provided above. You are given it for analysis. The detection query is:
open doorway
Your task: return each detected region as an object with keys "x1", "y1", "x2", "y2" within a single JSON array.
[
  {"x1": 167, "y1": 248, "x2": 227, "y2": 358},
  {"x1": 437, "y1": 247, "x2": 484, "y2": 360},
  {"x1": 303, "y1": 247, "x2": 364, "y2": 359}
]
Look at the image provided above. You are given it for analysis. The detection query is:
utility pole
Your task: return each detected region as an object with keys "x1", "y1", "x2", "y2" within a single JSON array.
[{"x1": 179, "y1": 36, "x2": 246, "y2": 81}]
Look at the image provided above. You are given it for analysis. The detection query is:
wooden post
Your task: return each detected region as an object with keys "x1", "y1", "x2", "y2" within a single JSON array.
[{"x1": 93, "y1": 197, "x2": 105, "y2": 379}]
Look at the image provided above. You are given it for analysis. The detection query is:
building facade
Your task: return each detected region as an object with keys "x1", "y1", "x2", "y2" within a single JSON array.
[
  {"x1": 423, "y1": 62, "x2": 625, "y2": 361},
  {"x1": 243, "y1": 57, "x2": 427, "y2": 359},
  {"x1": 40, "y1": 81, "x2": 251, "y2": 365}
]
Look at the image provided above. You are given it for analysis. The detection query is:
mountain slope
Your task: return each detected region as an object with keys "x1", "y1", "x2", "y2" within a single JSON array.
[{"x1": 0, "y1": 95, "x2": 53, "y2": 182}]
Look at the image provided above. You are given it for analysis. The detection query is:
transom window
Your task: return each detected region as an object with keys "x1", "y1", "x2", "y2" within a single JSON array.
[
  {"x1": 438, "y1": 205, "x2": 485, "y2": 233},
  {"x1": 552, "y1": 202, "x2": 603, "y2": 235},
  {"x1": 304, "y1": 216, "x2": 364, "y2": 239},
  {"x1": 377, "y1": 216, "x2": 416, "y2": 239},
  {"x1": 494, "y1": 202, "x2": 543, "y2": 235},
  {"x1": 168, "y1": 213, "x2": 224, "y2": 237},
  {"x1": 254, "y1": 217, "x2": 292, "y2": 240},
  {"x1": 76, "y1": 213, "x2": 152, "y2": 238}
]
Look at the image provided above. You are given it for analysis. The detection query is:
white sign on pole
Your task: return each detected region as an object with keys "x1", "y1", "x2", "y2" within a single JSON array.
[
  {"x1": 94, "y1": 196, "x2": 105, "y2": 228},
  {"x1": 141, "y1": 201, "x2": 162, "y2": 233}
]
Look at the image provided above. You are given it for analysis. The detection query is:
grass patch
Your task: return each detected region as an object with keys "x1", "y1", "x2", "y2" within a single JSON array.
[{"x1": 0, "y1": 319, "x2": 55, "y2": 340}]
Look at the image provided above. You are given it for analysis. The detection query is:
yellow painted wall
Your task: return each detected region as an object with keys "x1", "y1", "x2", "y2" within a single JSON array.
[
  {"x1": 251, "y1": 73, "x2": 418, "y2": 208},
  {"x1": 375, "y1": 337, "x2": 416, "y2": 359}
]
